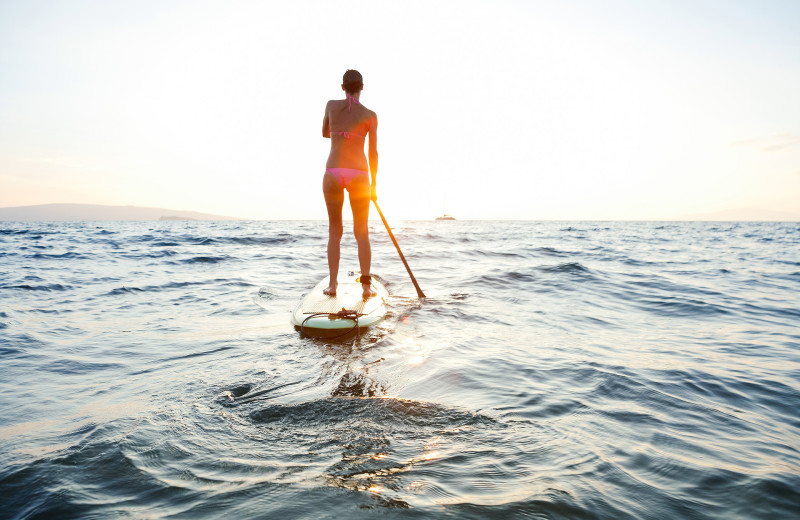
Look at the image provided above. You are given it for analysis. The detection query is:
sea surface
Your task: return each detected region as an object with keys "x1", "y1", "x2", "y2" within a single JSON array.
[{"x1": 1, "y1": 220, "x2": 799, "y2": 519}]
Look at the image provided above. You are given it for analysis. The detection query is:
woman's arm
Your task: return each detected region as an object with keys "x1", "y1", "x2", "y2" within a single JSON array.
[
  {"x1": 322, "y1": 101, "x2": 331, "y2": 138},
  {"x1": 368, "y1": 114, "x2": 378, "y2": 200}
]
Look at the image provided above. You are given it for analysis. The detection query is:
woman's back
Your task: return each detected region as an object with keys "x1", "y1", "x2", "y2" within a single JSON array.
[{"x1": 325, "y1": 98, "x2": 376, "y2": 171}]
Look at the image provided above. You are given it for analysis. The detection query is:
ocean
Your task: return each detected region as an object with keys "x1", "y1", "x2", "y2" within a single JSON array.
[{"x1": 1, "y1": 220, "x2": 798, "y2": 519}]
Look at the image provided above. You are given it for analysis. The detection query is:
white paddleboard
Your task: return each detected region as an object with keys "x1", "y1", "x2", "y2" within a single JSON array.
[{"x1": 291, "y1": 272, "x2": 388, "y2": 337}]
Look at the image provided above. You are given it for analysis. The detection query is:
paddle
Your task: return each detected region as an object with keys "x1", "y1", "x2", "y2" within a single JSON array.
[{"x1": 373, "y1": 200, "x2": 426, "y2": 298}]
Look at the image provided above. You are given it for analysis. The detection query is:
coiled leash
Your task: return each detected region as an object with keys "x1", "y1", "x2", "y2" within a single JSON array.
[{"x1": 300, "y1": 308, "x2": 360, "y2": 339}]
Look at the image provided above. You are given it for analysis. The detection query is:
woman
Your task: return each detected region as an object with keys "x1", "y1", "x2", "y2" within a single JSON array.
[{"x1": 322, "y1": 69, "x2": 378, "y2": 299}]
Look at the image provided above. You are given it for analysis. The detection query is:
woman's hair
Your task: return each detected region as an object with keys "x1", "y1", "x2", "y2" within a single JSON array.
[{"x1": 342, "y1": 69, "x2": 363, "y2": 95}]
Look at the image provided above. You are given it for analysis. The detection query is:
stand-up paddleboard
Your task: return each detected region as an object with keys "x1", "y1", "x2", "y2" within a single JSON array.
[{"x1": 291, "y1": 272, "x2": 388, "y2": 338}]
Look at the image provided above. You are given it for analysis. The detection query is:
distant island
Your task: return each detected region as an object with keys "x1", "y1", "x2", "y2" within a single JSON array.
[
  {"x1": 0, "y1": 203, "x2": 242, "y2": 221},
  {"x1": 159, "y1": 215, "x2": 198, "y2": 221}
]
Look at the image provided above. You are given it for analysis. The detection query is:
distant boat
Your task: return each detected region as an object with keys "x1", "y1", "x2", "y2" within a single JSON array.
[{"x1": 435, "y1": 214, "x2": 456, "y2": 221}]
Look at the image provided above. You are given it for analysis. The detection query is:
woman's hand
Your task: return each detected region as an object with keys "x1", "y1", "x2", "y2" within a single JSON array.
[{"x1": 370, "y1": 185, "x2": 377, "y2": 202}]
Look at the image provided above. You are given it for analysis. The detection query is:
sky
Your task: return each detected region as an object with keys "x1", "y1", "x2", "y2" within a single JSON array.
[{"x1": 1, "y1": 0, "x2": 799, "y2": 220}]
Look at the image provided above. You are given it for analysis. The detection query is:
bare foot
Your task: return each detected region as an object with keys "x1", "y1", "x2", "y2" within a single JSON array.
[
  {"x1": 362, "y1": 284, "x2": 377, "y2": 299},
  {"x1": 323, "y1": 282, "x2": 337, "y2": 296}
]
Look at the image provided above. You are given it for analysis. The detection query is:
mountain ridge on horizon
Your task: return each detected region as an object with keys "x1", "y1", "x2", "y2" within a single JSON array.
[{"x1": 0, "y1": 203, "x2": 242, "y2": 221}]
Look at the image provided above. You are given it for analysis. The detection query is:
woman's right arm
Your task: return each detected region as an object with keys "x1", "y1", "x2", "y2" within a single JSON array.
[{"x1": 322, "y1": 101, "x2": 331, "y2": 138}]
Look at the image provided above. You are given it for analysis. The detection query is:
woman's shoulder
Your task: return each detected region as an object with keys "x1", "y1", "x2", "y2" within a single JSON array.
[{"x1": 360, "y1": 104, "x2": 377, "y2": 119}]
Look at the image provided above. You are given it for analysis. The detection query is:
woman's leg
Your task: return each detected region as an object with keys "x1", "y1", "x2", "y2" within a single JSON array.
[
  {"x1": 323, "y1": 172, "x2": 344, "y2": 295},
  {"x1": 349, "y1": 175, "x2": 376, "y2": 298}
]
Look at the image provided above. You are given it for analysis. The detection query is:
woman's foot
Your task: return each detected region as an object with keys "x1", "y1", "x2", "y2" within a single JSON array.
[
  {"x1": 323, "y1": 281, "x2": 337, "y2": 296},
  {"x1": 359, "y1": 274, "x2": 376, "y2": 299},
  {"x1": 362, "y1": 284, "x2": 377, "y2": 299}
]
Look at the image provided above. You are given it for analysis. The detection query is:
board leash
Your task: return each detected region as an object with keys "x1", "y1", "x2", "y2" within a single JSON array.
[{"x1": 300, "y1": 309, "x2": 360, "y2": 339}]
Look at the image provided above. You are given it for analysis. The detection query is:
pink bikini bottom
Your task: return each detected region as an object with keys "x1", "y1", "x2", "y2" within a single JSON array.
[{"x1": 325, "y1": 168, "x2": 369, "y2": 191}]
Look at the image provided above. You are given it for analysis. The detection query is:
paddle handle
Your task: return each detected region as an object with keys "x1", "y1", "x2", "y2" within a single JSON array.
[{"x1": 373, "y1": 201, "x2": 426, "y2": 298}]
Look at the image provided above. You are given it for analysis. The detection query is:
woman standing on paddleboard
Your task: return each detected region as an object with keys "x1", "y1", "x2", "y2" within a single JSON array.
[{"x1": 322, "y1": 69, "x2": 378, "y2": 299}]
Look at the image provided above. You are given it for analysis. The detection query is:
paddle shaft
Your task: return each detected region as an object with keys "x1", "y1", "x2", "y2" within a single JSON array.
[{"x1": 373, "y1": 201, "x2": 426, "y2": 298}]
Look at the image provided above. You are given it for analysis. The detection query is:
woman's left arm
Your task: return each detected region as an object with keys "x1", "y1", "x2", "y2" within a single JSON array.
[{"x1": 368, "y1": 114, "x2": 378, "y2": 201}]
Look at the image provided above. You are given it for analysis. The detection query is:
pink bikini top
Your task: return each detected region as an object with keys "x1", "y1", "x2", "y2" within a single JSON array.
[{"x1": 331, "y1": 96, "x2": 365, "y2": 139}]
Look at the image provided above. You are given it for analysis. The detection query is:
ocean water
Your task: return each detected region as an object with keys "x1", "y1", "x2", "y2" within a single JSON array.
[{"x1": 1, "y1": 220, "x2": 799, "y2": 519}]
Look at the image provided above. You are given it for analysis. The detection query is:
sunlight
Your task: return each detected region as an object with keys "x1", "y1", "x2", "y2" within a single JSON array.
[{"x1": 402, "y1": 338, "x2": 431, "y2": 366}]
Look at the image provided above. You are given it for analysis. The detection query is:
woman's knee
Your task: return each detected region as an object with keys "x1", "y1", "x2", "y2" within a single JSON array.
[
  {"x1": 353, "y1": 224, "x2": 369, "y2": 242},
  {"x1": 329, "y1": 222, "x2": 344, "y2": 239}
]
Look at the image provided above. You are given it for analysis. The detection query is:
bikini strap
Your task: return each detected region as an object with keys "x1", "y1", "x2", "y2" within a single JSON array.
[{"x1": 348, "y1": 95, "x2": 359, "y2": 112}]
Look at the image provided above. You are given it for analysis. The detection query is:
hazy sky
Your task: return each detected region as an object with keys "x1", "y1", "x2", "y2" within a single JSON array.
[{"x1": 1, "y1": 0, "x2": 798, "y2": 219}]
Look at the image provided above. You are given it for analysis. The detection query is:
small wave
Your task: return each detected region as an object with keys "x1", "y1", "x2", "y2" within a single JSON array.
[
  {"x1": 249, "y1": 397, "x2": 493, "y2": 430},
  {"x1": 473, "y1": 271, "x2": 537, "y2": 288},
  {"x1": 622, "y1": 257, "x2": 657, "y2": 266},
  {"x1": 163, "y1": 345, "x2": 235, "y2": 362},
  {"x1": 117, "y1": 250, "x2": 178, "y2": 259},
  {"x1": 107, "y1": 286, "x2": 144, "y2": 296},
  {"x1": 537, "y1": 262, "x2": 590, "y2": 274},
  {"x1": 31, "y1": 252, "x2": 87, "y2": 260},
  {"x1": 175, "y1": 256, "x2": 230, "y2": 264},
  {"x1": 41, "y1": 358, "x2": 123, "y2": 375},
  {"x1": 256, "y1": 287, "x2": 277, "y2": 300},
  {"x1": 223, "y1": 235, "x2": 297, "y2": 246},
  {"x1": 468, "y1": 249, "x2": 524, "y2": 258},
  {"x1": 519, "y1": 396, "x2": 588, "y2": 418},
  {"x1": 133, "y1": 234, "x2": 222, "y2": 246},
  {"x1": 221, "y1": 280, "x2": 255, "y2": 287},
  {"x1": 141, "y1": 280, "x2": 206, "y2": 291},
  {"x1": 0, "y1": 229, "x2": 55, "y2": 235},
  {"x1": 1, "y1": 283, "x2": 71, "y2": 292},
  {"x1": 531, "y1": 246, "x2": 569, "y2": 257},
  {"x1": 640, "y1": 296, "x2": 732, "y2": 317},
  {"x1": 332, "y1": 371, "x2": 386, "y2": 398},
  {"x1": 220, "y1": 381, "x2": 303, "y2": 406},
  {"x1": 228, "y1": 384, "x2": 253, "y2": 398}
]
